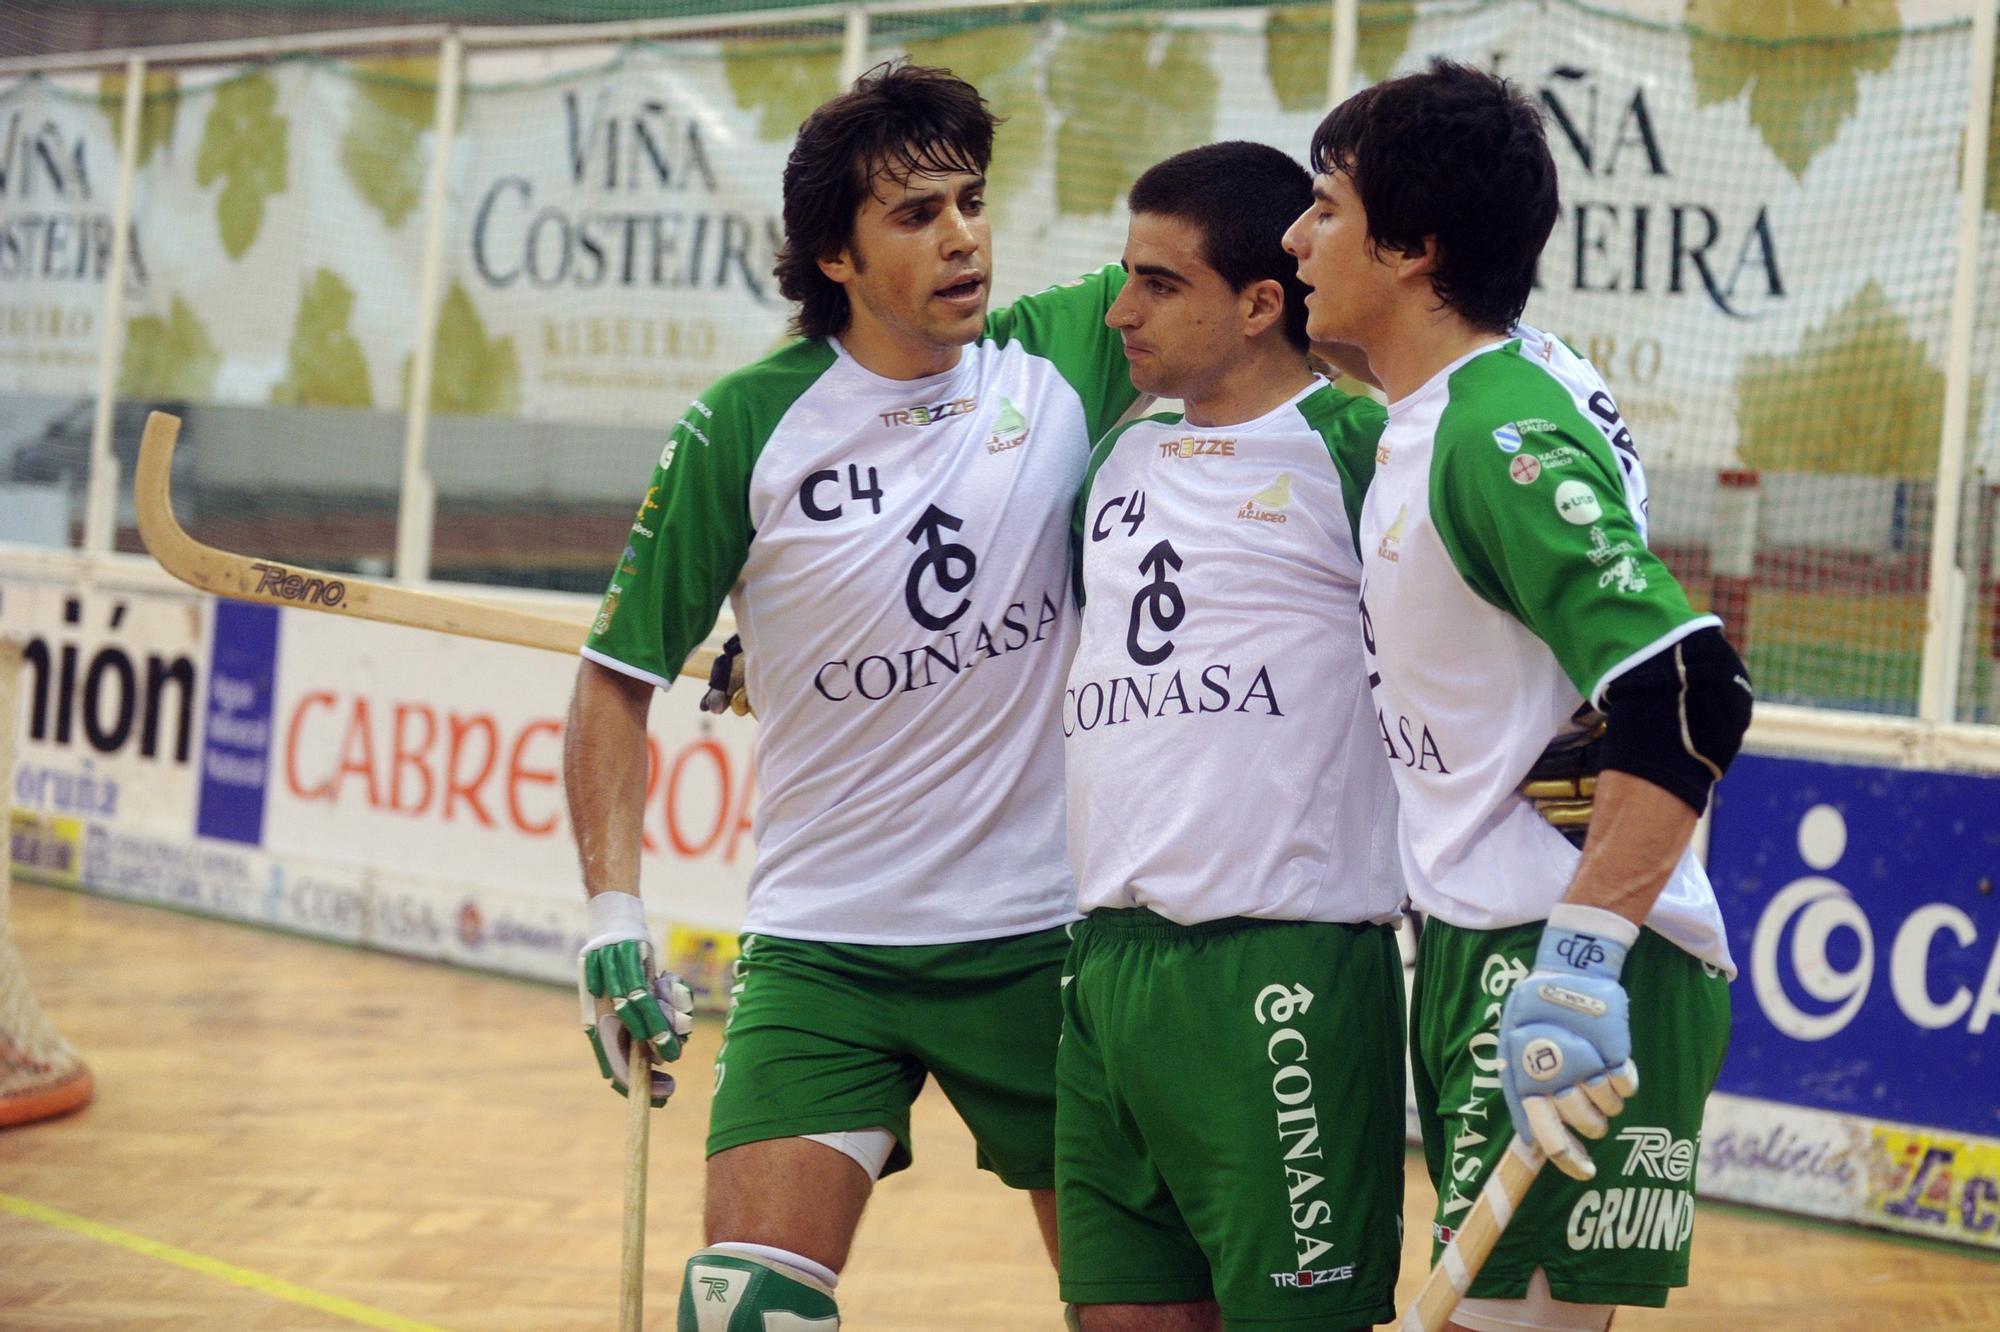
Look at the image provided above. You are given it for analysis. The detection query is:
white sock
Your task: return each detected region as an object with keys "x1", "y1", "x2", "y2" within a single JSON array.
[{"x1": 708, "y1": 1241, "x2": 839, "y2": 1290}]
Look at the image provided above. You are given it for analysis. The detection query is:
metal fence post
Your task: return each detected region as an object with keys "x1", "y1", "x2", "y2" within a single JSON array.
[
  {"x1": 393, "y1": 30, "x2": 464, "y2": 585},
  {"x1": 82, "y1": 56, "x2": 146, "y2": 556},
  {"x1": 1327, "y1": 0, "x2": 1359, "y2": 106},
  {"x1": 839, "y1": 5, "x2": 871, "y2": 89},
  {"x1": 1916, "y1": 1, "x2": 1998, "y2": 723}
]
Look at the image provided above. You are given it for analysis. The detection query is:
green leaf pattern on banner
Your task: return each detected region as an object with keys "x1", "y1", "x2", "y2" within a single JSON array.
[
  {"x1": 1736, "y1": 281, "x2": 1978, "y2": 476},
  {"x1": 120, "y1": 297, "x2": 219, "y2": 400},
  {"x1": 340, "y1": 59, "x2": 435, "y2": 229},
  {"x1": 905, "y1": 25, "x2": 1047, "y2": 206},
  {"x1": 273, "y1": 269, "x2": 373, "y2": 408},
  {"x1": 420, "y1": 282, "x2": 521, "y2": 416},
  {"x1": 98, "y1": 69, "x2": 179, "y2": 169},
  {"x1": 1049, "y1": 25, "x2": 1217, "y2": 215},
  {"x1": 1265, "y1": 4, "x2": 1416, "y2": 113},
  {"x1": 1987, "y1": 31, "x2": 2000, "y2": 215},
  {"x1": 196, "y1": 71, "x2": 289, "y2": 260},
  {"x1": 1687, "y1": 0, "x2": 1901, "y2": 181},
  {"x1": 722, "y1": 42, "x2": 842, "y2": 142}
]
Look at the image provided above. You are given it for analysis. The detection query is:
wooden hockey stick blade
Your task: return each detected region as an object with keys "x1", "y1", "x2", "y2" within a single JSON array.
[
  {"x1": 136, "y1": 410, "x2": 719, "y2": 681},
  {"x1": 1401, "y1": 1136, "x2": 1546, "y2": 1332},
  {"x1": 619, "y1": 1043, "x2": 653, "y2": 1332}
]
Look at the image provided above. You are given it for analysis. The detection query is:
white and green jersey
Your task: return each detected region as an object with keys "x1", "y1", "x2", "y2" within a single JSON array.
[
  {"x1": 1064, "y1": 380, "x2": 1403, "y2": 926},
  {"x1": 586, "y1": 267, "x2": 1139, "y2": 945},
  {"x1": 1356, "y1": 327, "x2": 1734, "y2": 974}
]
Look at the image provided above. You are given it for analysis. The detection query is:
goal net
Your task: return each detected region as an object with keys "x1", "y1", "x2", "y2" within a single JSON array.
[{"x1": 0, "y1": 638, "x2": 94, "y2": 1127}]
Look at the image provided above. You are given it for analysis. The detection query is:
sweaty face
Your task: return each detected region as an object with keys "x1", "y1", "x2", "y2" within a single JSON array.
[
  {"x1": 821, "y1": 165, "x2": 991, "y2": 379},
  {"x1": 1104, "y1": 212, "x2": 1246, "y2": 405},
  {"x1": 1281, "y1": 166, "x2": 1391, "y2": 348}
]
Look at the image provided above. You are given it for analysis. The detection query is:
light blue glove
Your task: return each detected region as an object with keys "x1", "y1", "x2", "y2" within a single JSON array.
[
  {"x1": 578, "y1": 891, "x2": 692, "y2": 1108},
  {"x1": 1497, "y1": 903, "x2": 1642, "y2": 1180}
]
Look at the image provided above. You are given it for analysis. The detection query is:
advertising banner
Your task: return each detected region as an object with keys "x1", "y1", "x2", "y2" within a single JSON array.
[
  {"x1": 0, "y1": 73, "x2": 134, "y2": 397},
  {"x1": 2, "y1": 577, "x2": 206, "y2": 842},
  {"x1": 8, "y1": 6, "x2": 1984, "y2": 477},
  {"x1": 4, "y1": 571, "x2": 758, "y2": 988},
  {"x1": 1706, "y1": 750, "x2": 2000, "y2": 1247},
  {"x1": 260, "y1": 605, "x2": 757, "y2": 934}
]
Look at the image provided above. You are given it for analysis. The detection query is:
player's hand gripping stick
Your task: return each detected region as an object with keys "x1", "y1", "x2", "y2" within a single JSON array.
[
  {"x1": 578, "y1": 892, "x2": 693, "y2": 1108},
  {"x1": 1496, "y1": 903, "x2": 1641, "y2": 1180}
]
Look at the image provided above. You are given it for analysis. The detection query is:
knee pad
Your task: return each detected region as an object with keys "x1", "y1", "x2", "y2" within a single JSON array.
[
  {"x1": 800, "y1": 1127, "x2": 898, "y2": 1181},
  {"x1": 677, "y1": 1247, "x2": 840, "y2": 1331}
]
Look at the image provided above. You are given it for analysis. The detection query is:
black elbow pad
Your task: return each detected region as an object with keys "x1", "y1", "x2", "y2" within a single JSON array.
[{"x1": 1598, "y1": 627, "x2": 1754, "y2": 813}]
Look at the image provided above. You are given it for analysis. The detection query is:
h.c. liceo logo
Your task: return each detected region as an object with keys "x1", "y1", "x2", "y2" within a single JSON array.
[
  {"x1": 1237, "y1": 474, "x2": 1290, "y2": 524},
  {"x1": 985, "y1": 397, "x2": 1029, "y2": 453},
  {"x1": 1751, "y1": 804, "x2": 1872, "y2": 1041}
]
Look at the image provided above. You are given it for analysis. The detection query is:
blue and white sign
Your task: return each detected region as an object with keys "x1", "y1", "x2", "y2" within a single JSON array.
[
  {"x1": 1708, "y1": 754, "x2": 2000, "y2": 1139},
  {"x1": 195, "y1": 600, "x2": 279, "y2": 846}
]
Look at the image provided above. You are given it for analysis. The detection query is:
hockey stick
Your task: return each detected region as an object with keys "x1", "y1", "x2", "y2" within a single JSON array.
[
  {"x1": 1401, "y1": 1136, "x2": 1546, "y2": 1332},
  {"x1": 134, "y1": 410, "x2": 729, "y2": 687},
  {"x1": 620, "y1": 1041, "x2": 654, "y2": 1332}
]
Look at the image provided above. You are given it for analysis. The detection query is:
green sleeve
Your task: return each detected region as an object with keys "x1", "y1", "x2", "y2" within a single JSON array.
[
  {"x1": 584, "y1": 340, "x2": 835, "y2": 685},
  {"x1": 1069, "y1": 412, "x2": 1180, "y2": 609},
  {"x1": 1429, "y1": 350, "x2": 1708, "y2": 704},
  {"x1": 985, "y1": 265, "x2": 1140, "y2": 443},
  {"x1": 1297, "y1": 383, "x2": 1387, "y2": 560}
]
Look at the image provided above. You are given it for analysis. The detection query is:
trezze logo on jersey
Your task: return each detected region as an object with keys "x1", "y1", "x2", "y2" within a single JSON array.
[{"x1": 879, "y1": 395, "x2": 978, "y2": 428}]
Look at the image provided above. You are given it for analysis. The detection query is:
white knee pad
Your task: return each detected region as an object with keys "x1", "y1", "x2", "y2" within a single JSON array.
[
  {"x1": 1452, "y1": 1268, "x2": 1614, "y2": 1332},
  {"x1": 800, "y1": 1128, "x2": 897, "y2": 1180}
]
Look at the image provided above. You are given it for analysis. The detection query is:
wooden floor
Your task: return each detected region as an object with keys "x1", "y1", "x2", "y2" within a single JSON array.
[{"x1": 3, "y1": 884, "x2": 1996, "y2": 1330}]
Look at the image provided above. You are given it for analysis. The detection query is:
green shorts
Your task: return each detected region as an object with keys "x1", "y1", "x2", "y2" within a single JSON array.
[
  {"x1": 706, "y1": 925, "x2": 1070, "y2": 1189},
  {"x1": 1056, "y1": 909, "x2": 1405, "y2": 1328},
  {"x1": 1409, "y1": 918, "x2": 1731, "y2": 1307}
]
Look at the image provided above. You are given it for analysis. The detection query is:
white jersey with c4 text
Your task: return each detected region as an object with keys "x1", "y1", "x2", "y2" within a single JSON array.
[
  {"x1": 586, "y1": 269, "x2": 1139, "y2": 944},
  {"x1": 1065, "y1": 379, "x2": 1403, "y2": 926}
]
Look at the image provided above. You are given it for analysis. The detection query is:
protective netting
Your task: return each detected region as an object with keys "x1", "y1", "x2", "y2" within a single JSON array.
[
  {"x1": 1961, "y1": 21, "x2": 2000, "y2": 725},
  {"x1": 2, "y1": 0, "x2": 1997, "y2": 719},
  {"x1": 0, "y1": 638, "x2": 95, "y2": 1127}
]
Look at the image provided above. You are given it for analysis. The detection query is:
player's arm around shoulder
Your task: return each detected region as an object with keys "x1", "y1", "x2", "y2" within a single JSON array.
[{"x1": 985, "y1": 265, "x2": 1141, "y2": 441}]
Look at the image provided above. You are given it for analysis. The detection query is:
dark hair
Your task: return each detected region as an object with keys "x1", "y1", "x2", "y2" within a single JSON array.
[
  {"x1": 1126, "y1": 141, "x2": 1315, "y2": 350},
  {"x1": 1308, "y1": 59, "x2": 1558, "y2": 332},
  {"x1": 775, "y1": 62, "x2": 997, "y2": 340}
]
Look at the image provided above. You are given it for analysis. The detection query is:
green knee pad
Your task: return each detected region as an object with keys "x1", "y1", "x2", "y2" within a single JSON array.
[{"x1": 676, "y1": 1249, "x2": 840, "y2": 1331}]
